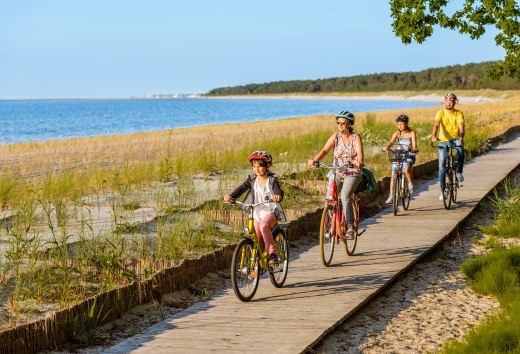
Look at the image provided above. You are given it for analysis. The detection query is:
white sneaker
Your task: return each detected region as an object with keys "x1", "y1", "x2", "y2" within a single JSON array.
[
  {"x1": 409, "y1": 184, "x2": 414, "y2": 194},
  {"x1": 439, "y1": 193, "x2": 444, "y2": 201},
  {"x1": 385, "y1": 195, "x2": 393, "y2": 204},
  {"x1": 457, "y1": 173, "x2": 464, "y2": 182}
]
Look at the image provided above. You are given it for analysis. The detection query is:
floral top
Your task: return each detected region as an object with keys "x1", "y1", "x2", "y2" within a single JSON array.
[{"x1": 333, "y1": 132, "x2": 361, "y2": 178}]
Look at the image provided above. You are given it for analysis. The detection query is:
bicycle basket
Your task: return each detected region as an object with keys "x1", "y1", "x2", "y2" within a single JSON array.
[{"x1": 387, "y1": 149, "x2": 407, "y2": 162}]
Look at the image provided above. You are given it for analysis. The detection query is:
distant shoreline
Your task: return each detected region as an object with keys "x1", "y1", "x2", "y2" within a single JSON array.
[{"x1": 0, "y1": 90, "x2": 506, "y2": 103}]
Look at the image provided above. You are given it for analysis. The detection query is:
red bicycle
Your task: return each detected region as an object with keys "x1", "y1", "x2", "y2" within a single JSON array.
[{"x1": 313, "y1": 161, "x2": 366, "y2": 266}]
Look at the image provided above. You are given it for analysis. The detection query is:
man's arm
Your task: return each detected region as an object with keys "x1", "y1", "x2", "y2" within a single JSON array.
[
  {"x1": 458, "y1": 121, "x2": 465, "y2": 141},
  {"x1": 431, "y1": 119, "x2": 440, "y2": 142}
]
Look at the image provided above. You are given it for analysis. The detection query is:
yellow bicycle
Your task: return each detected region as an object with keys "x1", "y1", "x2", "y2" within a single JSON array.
[{"x1": 227, "y1": 199, "x2": 289, "y2": 302}]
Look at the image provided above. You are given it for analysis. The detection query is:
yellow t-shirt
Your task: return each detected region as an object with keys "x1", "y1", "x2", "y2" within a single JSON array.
[{"x1": 434, "y1": 109, "x2": 464, "y2": 142}]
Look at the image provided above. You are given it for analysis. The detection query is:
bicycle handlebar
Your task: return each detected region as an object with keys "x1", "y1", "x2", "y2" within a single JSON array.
[
  {"x1": 386, "y1": 144, "x2": 412, "y2": 153},
  {"x1": 431, "y1": 141, "x2": 464, "y2": 149},
  {"x1": 224, "y1": 198, "x2": 273, "y2": 208},
  {"x1": 312, "y1": 161, "x2": 356, "y2": 169}
]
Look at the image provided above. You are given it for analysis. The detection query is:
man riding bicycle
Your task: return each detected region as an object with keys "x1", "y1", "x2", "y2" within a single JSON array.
[{"x1": 431, "y1": 93, "x2": 465, "y2": 201}]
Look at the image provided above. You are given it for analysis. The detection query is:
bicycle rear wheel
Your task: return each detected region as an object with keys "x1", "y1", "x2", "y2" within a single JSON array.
[
  {"x1": 269, "y1": 228, "x2": 289, "y2": 288},
  {"x1": 402, "y1": 178, "x2": 411, "y2": 210},
  {"x1": 442, "y1": 171, "x2": 452, "y2": 210},
  {"x1": 319, "y1": 205, "x2": 335, "y2": 267},
  {"x1": 231, "y1": 238, "x2": 260, "y2": 302},
  {"x1": 344, "y1": 202, "x2": 358, "y2": 256},
  {"x1": 392, "y1": 173, "x2": 399, "y2": 216}
]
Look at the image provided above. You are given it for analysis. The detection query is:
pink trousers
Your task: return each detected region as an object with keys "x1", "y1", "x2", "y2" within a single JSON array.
[{"x1": 254, "y1": 212, "x2": 278, "y2": 255}]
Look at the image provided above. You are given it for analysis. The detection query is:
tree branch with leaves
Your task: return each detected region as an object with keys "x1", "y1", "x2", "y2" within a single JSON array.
[{"x1": 390, "y1": 0, "x2": 520, "y2": 79}]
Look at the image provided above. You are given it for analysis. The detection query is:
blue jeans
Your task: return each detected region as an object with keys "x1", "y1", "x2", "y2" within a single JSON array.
[{"x1": 438, "y1": 139, "x2": 464, "y2": 189}]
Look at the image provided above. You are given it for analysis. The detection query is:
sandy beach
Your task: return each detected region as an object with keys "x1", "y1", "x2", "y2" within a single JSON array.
[{"x1": 205, "y1": 92, "x2": 503, "y2": 104}]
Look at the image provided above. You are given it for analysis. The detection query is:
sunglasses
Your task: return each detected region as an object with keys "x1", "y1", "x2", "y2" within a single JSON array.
[{"x1": 336, "y1": 121, "x2": 348, "y2": 126}]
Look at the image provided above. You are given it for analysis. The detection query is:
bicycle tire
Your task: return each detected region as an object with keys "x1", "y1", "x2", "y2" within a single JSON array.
[
  {"x1": 344, "y1": 200, "x2": 358, "y2": 256},
  {"x1": 392, "y1": 172, "x2": 399, "y2": 216},
  {"x1": 269, "y1": 228, "x2": 289, "y2": 288},
  {"x1": 319, "y1": 205, "x2": 335, "y2": 267},
  {"x1": 442, "y1": 171, "x2": 452, "y2": 210},
  {"x1": 451, "y1": 168, "x2": 458, "y2": 203},
  {"x1": 231, "y1": 238, "x2": 260, "y2": 302},
  {"x1": 402, "y1": 177, "x2": 411, "y2": 210}
]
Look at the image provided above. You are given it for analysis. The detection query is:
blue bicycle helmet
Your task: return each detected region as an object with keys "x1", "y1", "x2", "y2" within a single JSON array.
[{"x1": 335, "y1": 110, "x2": 355, "y2": 125}]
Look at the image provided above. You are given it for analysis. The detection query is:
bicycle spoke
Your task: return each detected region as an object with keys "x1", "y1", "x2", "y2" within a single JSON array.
[
  {"x1": 231, "y1": 238, "x2": 260, "y2": 302},
  {"x1": 269, "y1": 229, "x2": 289, "y2": 287},
  {"x1": 320, "y1": 205, "x2": 335, "y2": 266}
]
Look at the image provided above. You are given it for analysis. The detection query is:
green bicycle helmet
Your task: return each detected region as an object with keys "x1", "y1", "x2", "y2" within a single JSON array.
[{"x1": 335, "y1": 110, "x2": 355, "y2": 125}]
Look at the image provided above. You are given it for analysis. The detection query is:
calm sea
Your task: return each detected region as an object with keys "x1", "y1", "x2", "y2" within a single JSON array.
[{"x1": 0, "y1": 98, "x2": 436, "y2": 143}]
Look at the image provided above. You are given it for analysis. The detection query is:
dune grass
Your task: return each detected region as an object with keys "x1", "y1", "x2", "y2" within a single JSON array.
[{"x1": 440, "y1": 178, "x2": 520, "y2": 354}]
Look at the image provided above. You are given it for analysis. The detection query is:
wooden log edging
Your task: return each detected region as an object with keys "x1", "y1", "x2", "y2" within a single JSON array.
[
  {"x1": 1, "y1": 126, "x2": 519, "y2": 354},
  {"x1": 0, "y1": 245, "x2": 236, "y2": 354},
  {"x1": 0, "y1": 206, "x2": 320, "y2": 354}
]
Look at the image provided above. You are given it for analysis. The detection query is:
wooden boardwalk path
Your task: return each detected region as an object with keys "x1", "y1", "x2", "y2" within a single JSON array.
[{"x1": 104, "y1": 136, "x2": 520, "y2": 354}]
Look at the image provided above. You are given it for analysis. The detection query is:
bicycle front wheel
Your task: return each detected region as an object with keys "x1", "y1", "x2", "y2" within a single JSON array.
[
  {"x1": 319, "y1": 205, "x2": 335, "y2": 267},
  {"x1": 402, "y1": 178, "x2": 411, "y2": 211},
  {"x1": 344, "y1": 202, "x2": 358, "y2": 256},
  {"x1": 269, "y1": 228, "x2": 289, "y2": 288},
  {"x1": 392, "y1": 173, "x2": 399, "y2": 216},
  {"x1": 442, "y1": 172, "x2": 452, "y2": 210},
  {"x1": 231, "y1": 238, "x2": 260, "y2": 302},
  {"x1": 451, "y1": 169, "x2": 458, "y2": 203}
]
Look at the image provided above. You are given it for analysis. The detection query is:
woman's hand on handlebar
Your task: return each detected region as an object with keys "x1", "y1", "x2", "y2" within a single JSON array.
[
  {"x1": 272, "y1": 194, "x2": 282, "y2": 203},
  {"x1": 223, "y1": 195, "x2": 233, "y2": 203},
  {"x1": 308, "y1": 159, "x2": 316, "y2": 167}
]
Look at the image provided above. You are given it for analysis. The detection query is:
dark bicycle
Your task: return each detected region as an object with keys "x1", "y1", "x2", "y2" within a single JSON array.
[
  {"x1": 386, "y1": 144, "x2": 412, "y2": 215},
  {"x1": 432, "y1": 142, "x2": 463, "y2": 210}
]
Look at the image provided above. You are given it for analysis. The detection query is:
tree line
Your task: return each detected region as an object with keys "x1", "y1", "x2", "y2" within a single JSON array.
[{"x1": 206, "y1": 61, "x2": 520, "y2": 96}]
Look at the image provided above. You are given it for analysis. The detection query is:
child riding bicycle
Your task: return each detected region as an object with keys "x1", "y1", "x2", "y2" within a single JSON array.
[
  {"x1": 383, "y1": 114, "x2": 418, "y2": 204},
  {"x1": 224, "y1": 150, "x2": 286, "y2": 266}
]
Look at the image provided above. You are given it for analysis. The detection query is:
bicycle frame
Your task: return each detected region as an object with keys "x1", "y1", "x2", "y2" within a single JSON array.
[
  {"x1": 433, "y1": 141, "x2": 463, "y2": 209},
  {"x1": 229, "y1": 200, "x2": 285, "y2": 271},
  {"x1": 313, "y1": 161, "x2": 365, "y2": 264},
  {"x1": 387, "y1": 144, "x2": 412, "y2": 215},
  {"x1": 227, "y1": 199, "x2": 289, "y2": 301}
]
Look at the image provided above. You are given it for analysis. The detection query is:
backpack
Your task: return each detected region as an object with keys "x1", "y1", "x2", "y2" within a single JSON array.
[{"x1": 355, "y1": 167, "x2": 376, "y2": 194}]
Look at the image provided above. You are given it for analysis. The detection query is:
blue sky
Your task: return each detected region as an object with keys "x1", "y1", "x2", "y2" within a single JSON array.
[{"x1": 0, "y1": 1, "x2": 504, "y2": 99}]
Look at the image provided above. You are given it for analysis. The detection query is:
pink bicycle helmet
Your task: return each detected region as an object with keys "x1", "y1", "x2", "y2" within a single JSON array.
[
  {"x1": 247, "y1": 150, "x2": 273, "y2": 166},
  {"x1": 444, "y1": 93, "x2": 458, "y2": 103}
]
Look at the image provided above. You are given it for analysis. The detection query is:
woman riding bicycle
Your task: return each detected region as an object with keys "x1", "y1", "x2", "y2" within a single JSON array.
[
  {"x1": 308, "y1": 111, "x2": 364, "y2": 238},
  {"x1": 383, "y1": 114, "x2": 418, "y2": 204},
  {"x1": 224, "y1": 150, "x2": 285, "y2": 266}
]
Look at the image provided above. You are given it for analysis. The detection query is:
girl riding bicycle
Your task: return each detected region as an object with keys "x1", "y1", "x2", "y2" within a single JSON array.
[
  {"x1": 383, "y1": 114, "x2": 418, "y2": 204},
  {"x1": 308, "y1": 110, "x2": 364, "y2": 238},
  {"x1": 224, "y1": 150, "x2": 286, "y2": 266}
]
